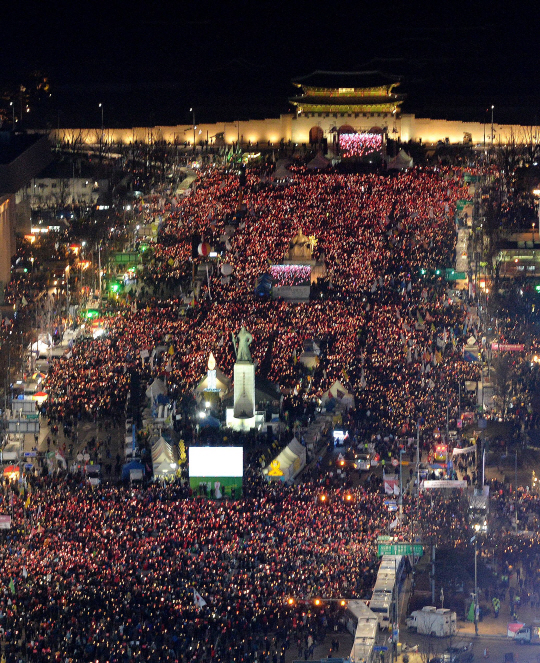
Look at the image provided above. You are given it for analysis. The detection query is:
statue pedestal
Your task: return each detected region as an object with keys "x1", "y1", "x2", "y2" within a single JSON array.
[
  {"x1": 226, "y1": 360, "x2": 265, "y2": 431},
  {"x1": 233, "y1": 361, "x2": 255, "y2": 419}
]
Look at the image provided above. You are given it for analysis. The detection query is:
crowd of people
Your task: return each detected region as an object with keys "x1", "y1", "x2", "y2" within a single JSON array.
[
  {"x1": 42, "y1": 165, "x2": 480, "y2": 441},
  {"x1": 6, "y1": 160, "x2": 539, "y2": 662},
  {"x1": 0, "y1": 471, "x2": 476, "y2": 663}
]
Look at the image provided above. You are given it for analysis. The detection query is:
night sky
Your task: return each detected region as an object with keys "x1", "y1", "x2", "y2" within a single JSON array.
[{"x1": 2, "y1": 0, "x2": 540, "y2": 128}]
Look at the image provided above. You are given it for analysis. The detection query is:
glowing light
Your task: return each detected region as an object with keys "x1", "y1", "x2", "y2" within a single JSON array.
[{"x1": 339, "y1": 132, "x2": 382, "y2": 159}]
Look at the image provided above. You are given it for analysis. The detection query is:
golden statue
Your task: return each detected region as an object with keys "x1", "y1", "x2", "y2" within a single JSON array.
[{"x1": 287, "y1": 229, "x2": 313, "y2": 261}]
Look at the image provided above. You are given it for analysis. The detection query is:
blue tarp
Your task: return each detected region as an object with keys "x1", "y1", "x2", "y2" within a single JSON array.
[{"x1": 122, "y1": 460, "x2": 145, "y2": 481}]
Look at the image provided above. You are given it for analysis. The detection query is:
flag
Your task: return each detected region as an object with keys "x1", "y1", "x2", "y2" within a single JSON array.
[
  {"x1": 9, "y1": 578, "x2": 15, "y2": 594},
  {"x1": 22, "y1": 567, "x2": 27, "y2": 579},
  {"x1": 25, "y1": 494, "x2": 30, "y2": 509},
  {"x1": 389, "y1": 516, "x2": 400, "y2": 530},
  {"x1": 193, "y1": 587, "x2": 207, "y2": 609},
  {"x1": 168, "y1": 344, "x2": 175, "y2": 356},
  {"x1": 292, "y1": 348, "x2": 297, "y2": 364}
]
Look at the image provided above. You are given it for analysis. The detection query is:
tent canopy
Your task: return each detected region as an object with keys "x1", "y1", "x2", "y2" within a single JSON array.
[
  {"x1": 146, "y1": 379, "x2": 167, "y2": 401},
  {"x1": 307, "y1": 152, "x2": 330, "y2": 170},
  {"x1": 387, "y1": 149, "x2": 413, "y2": 170},
  {"x1": 272, "y1": 164, "x2": 294, "y2": 180},
  {"x1": 122, "y1": 460, "x2": 145, "y2": 480},
  {"x1": 321, "y1": 380, "x2": 355, "y2": 407},
  {"x1": 264, "y1": 437, "x2": 306, "y2": 482}
]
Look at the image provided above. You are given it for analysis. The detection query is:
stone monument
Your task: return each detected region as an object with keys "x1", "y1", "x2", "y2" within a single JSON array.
[{"x1": 226, "y1": 326, "x2": 265, "y2": 431}]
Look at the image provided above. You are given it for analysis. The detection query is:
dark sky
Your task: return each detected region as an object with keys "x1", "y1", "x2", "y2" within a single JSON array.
[{"x1": 2, "y1": 0, "x2": 540, "y2": 127}]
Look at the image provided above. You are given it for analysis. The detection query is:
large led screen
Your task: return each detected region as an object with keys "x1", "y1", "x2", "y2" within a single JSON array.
[{"x1": 189, "y1": 446, "x2": 244, "y2": 477}]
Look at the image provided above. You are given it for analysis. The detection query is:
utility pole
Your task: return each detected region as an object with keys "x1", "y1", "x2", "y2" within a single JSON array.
[
  {"x1": 431, "y1": 544, "x2": 436, "y2": 604},
  {"x1": 515, "y1": 450, "x2": 518, "y2": 531},
  {"x1": 473, "y1": 535, "x2": 479, "y2": 635},
  {"x1": 399, "y1": 449, "x2": 404, "y2": 519}
]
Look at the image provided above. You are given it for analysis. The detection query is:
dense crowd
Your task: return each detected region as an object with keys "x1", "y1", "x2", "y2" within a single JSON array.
[
  {"x1": 43, "y1": 166, "x2": 479, "y2": 440},
  {"x1": 4, "y1": 159, "x2": 540, "y2": 662},
  {"x1": 0, "y1": 474, "x2": 474, "y2": 663}
]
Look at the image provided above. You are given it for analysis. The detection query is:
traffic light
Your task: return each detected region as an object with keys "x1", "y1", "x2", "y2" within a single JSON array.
[
  {"x1": 314, "y1": 598, "x2": 322, "y2": 606},
  {"x1": 340, "y1": 599, "x2": 347, "y2": 607},
  {"x1": 287, "y1": 598, "x2": 295, "y2": 606},
  {"x1": 344, "y1": 493, "x2": 352, "y2": 502},
  {"x1": 319, "y1": 494, "x2": 327, "y2": 503}
]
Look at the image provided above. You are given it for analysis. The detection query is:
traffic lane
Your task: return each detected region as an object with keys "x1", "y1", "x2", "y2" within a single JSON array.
[{"x1": 398, "y1": 630, "x2": 530, "y2": 661}]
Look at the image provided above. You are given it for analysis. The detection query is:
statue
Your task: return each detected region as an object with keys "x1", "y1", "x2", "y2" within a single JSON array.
[
  {"x1": 287, "y1": 229, "x2": 313, "y2": 261},
  {"x1": 232, "y1": 326, "x2": 253, "y2": 363}
]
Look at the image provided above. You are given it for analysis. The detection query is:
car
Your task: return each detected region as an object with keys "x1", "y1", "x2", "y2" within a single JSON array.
[
  {"x1": 355, "y1": 453, "x2": 371, "y2": 471},
  {"x1": 441, "y1": 645, "x2": 474, "y2": 663}
]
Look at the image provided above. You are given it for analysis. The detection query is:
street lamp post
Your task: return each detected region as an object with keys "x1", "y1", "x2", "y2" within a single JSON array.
[
  {"x1": 10, "y1": 102, "x2": 15, "y2": 128},
  {"x1": 491, "y1": 105, "x2": 494, "y2": 146},
  {"x1": 473, "y1": 536, "x2": 479, "y2": 635},
  {"x1": 190, "y1": 107, "x2": 196, "y2": 153},
  {"x1": 399, "y1": 449, "x2": 405, "y2": 519},
  {"x1": 99, "y1": 103, "x2": 104, "y2": 157}
]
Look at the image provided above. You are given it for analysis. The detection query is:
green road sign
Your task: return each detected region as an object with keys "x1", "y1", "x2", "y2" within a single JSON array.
[{"x1": 378, "y1": 543, "x2": 424, "y2": 556}]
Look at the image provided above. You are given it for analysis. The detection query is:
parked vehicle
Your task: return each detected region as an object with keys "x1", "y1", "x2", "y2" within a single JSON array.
[
  {"x1": 514, "y1": 624, "x2": 540, "y2": 644},
  {"x1": 355, "y1": 453, "x2": 371, "y2": 471},
  {"x1": 406, "y1": 606, "x2": 456, "y2": 637}
]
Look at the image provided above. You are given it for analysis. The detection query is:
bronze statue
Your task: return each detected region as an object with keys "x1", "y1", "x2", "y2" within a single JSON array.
[{"x1": 232, "y1": 326, "x2": 253, "y2": 362}]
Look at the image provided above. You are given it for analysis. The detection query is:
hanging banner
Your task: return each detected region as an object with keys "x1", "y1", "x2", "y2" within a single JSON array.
[
  {"x1": 422, "y1": 480, "x2": 467, "y2": 490},
  {"x1": 491, "y1": 343, "x2": 524, "y2": 352},
  {"x1": 452, "y1": 445, "x2": 476, "y2": 456}
]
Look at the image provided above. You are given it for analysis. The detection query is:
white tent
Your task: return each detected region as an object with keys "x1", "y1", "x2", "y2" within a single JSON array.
[
  {"x1": 195, "y1": 367, "x2": 231, "y2": 397},
  {"x1": 263, "y1": 437, "x2": 306, "y2": 482},
  {"x1": 272, "y1": 164, "x2": 294, "y2": 180},
  {"x1": 145, "y1": 379, "x2": 167, "y2": 401},
  {"x1": 151, "y1": 436, "x2": 174, "y2": 465},
  {"x1": 321, "y1": 379, "x2": 355, "y2": 408},
  {"x1": 387, "y1": 149, "x2": 413, "y2": 170},
  {"x1": 307, "y1": 152, "x2": 330, "y2": 170}
]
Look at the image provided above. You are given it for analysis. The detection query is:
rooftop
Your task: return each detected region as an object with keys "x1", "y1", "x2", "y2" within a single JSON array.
[{"x1": 292, "y1": 70, "x2": 403, "y2": 90}]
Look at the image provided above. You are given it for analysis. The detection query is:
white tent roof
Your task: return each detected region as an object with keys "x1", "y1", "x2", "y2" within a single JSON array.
[
  {"x1": 146, "y1": 379, "x2": 167, "y2": 401},
  {"x1": 264, "y1": 436, "x2": 306, "y2": 481},
  {"x1": 151, "y1": 436, "x2": 174, "y2": 465},
  {"x1": 322, "y1": 379, "x2": 355, "y2": 406},
  {"x1": 307, "y1": 152, "x2": 330, "y2": 170},
  {"x1": 387, "y1": 149, "x2": 413, "y2": 170},
  {"x1": 272, "y1": 164, "x2": 294, "y2": 180},
  {"x1": 195, "y1": 367, "x2": 231, "y2": 395}
]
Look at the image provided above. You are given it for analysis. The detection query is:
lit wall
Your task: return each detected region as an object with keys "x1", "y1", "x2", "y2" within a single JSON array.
[
  {"x1": 52, "y1": 113, "x2": 539, "y2": 148},
  {"x1": 0, "y1": 195, "x2": 15, "y2": 286}
]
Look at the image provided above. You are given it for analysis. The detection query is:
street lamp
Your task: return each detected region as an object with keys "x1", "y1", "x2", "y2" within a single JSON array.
[
  {"x1": 99, "y1": 103, "x2": 104, "y2": 157},
  {"x1": 189, "y1": 107, "x2": 196, "y2": 152},
  {"x1": 9, "y1": 101, "x2": 15, "y2": 127},
  {"x1": 471, "y1": 535, "x2": 479, "y2": 635}
]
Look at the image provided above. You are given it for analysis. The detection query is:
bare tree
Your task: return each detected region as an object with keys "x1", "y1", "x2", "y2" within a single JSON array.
[
  {"x1": 493, "y1": 354, "x2": 514, "y2": 416},
  {"x1": 521, "y1": 125, "x2": 540, "y2": 165}
]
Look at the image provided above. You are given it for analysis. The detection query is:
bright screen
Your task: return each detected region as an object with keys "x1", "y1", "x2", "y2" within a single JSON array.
[
  {"x1": 189, "y1": 447, "x2": 244, "y2": 477},
  {"x1": 339, "y1": 132, "x2": 382, "y2": 158}
]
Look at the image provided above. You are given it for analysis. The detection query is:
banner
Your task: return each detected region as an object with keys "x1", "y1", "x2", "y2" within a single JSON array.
[
  {"x1": 384, "y1": 478, "x2": 399, "y2": 495},
  {"x1": 423, "y1": 480, "x2": 467, "y2": 490},
  {"x1": 452, "y1": 445, "x2": 476, "y2": 456},
  {"x1": 0, "y1": 515, "x2": 11, "y2": 529},
  {"x1": 491, "y1": 343, "x2": 524, "y2": 352}
]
